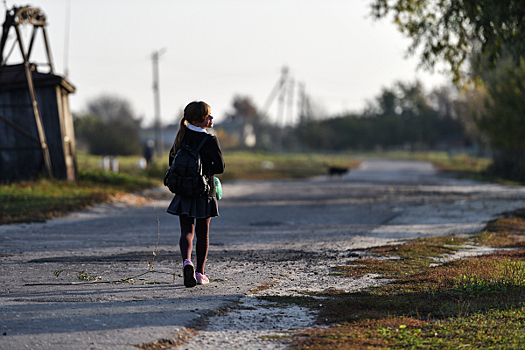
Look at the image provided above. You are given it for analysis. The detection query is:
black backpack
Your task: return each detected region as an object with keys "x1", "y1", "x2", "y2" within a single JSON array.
[{"x1": 164, "y1": 134, "x2": 211, "y2": 197}]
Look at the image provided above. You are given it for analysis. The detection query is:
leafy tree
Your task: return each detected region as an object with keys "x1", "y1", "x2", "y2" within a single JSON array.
[
  {"x1": 220, "y1": 96, "x2": 261, "y2": 149},
  {"x1": 479, "y1": 59, "x2": 525, "y2": 151},
  {"x1": 224, "y1": 95, "x2": 260, "y2": 124},
  {"x1": 74, "y1": 95, "x2": 142, "y2": 156},
  {"x1": 448, "y1": 85, "x2": 490, "y2": 153},
  {"x1": 370, "y1": 0, "x2": 525, "y2": 83},
  {"x1": 477, "y1": 58, "x2": 525, "y2": 180},
  {"x1": 86, "y1": 95, "x2": 140, "y2": 126}
]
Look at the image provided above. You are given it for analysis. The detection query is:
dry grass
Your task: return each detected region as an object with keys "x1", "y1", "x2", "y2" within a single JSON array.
[
  {"x1": 278, "y1": 209, "x2": 525, "y2": 349},
  {"x1": 476, "y1": 217, "x2": 525, "y2": 247},
  {"x1": 219, "y1": 151, "x2": 359, "y2": 182},
  {"x1": 0, "y1": 171, "x2": 156, "y2": 225},
  {"x1": 135, "y1": 328, "x2": 200, "y2": 350},
  {"x1": 251, "y1": 279, "x2": 279, "y2": 294}
]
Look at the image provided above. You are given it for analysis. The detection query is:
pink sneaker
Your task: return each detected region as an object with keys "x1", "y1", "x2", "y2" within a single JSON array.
[
  {"x1": 196, "y1": 272, "x2": 209, "y2": 285},
  {"x1": 183, "y1": 259, "x2": 196, "y2": 288}
]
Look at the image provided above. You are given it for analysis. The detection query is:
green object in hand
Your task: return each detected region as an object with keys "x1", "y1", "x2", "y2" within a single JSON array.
[{"x1": 214, "y1": 177, "x2": 222, "y2": 200}]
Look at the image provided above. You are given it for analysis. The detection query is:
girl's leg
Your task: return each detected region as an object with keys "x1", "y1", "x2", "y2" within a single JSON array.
[
  {"x1": 195, "y1": 217, "x2": 211, "y2": 274},
  {"x1": 179, "y1": 215, "x2": 195, "y2": 262}
]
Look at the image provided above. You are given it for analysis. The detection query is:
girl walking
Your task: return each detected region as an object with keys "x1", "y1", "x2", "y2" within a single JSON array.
[{"x1": 167, "y1": 101, "x2": 225, "y2": 287}]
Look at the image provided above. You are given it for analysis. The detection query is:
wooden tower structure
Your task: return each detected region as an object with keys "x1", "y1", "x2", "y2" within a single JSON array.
[{"x1": 0, "y1": 6, "x2": 77, "y2": 182}]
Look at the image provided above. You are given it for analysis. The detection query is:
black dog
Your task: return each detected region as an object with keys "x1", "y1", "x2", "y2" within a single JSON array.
[{"x1": 327, "y1": 166, "x2": 349, "y2": 178}]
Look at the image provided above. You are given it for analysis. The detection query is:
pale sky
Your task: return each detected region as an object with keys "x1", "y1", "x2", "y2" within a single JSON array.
[{"x1": 3, "y1": 0, "x2": 448, "y2": 126}]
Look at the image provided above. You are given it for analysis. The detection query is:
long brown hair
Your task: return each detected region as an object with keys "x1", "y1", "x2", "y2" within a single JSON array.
[{"x1": 173, "y1": 101, "x2": 211, "y2": 153}]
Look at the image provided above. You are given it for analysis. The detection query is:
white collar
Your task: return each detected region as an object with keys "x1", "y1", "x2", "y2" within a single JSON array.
[{"x1": 186, "y1": 123, "x2": 208, "y2": 133}]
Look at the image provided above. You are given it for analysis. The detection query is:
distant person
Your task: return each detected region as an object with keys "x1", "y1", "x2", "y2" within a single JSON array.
[
  {"x1": 167, "y1": 101, "x2": 225, "y2": 287},
  {"x1": 143, "y1": 140, "x2": 155, "y2": 166}
]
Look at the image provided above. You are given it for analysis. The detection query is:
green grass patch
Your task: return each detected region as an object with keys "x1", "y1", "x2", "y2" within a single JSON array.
[
  {"x1": 78, "y1": 150, "x2": 360, "y2": 182},
  {"x1": 1, "y1": 151, "x2": 166, "y2": 225},
  {"x1": 292, "y1": 251, "x2": 525, "y2": 349},
  {"x1": 76, "y1": 150, "x2": 492, "y2": 184},
  {"x1": 76, "y1": 150, "x2": 495, "y2": 183},
  {"x1": 293, "y1": 309, "x2": 525, "y2": 349},
  {"x1": 76, "y1": 152, "x2": 168, "y2": 180},
  {"x1": 370, "y1": 236, "x2": 468, "y2": 259},
  {"x1": 333, "y1": 236, "x2": 470, "y2": 278},
  {"x1": 284, "y1": 214, "x2": 525, "y2": 349},
  {"x1": 475, "y1": 217, "x2": 525, "y2": 248},
  {"x1": 219, "y1": 151, "x2": 359, "y2": 182},
  {"x1": 366, "y1": 151, "x2": 492, "y2": 174},
  {"x1": 333, "y1": 258, "x2": 431, "y2": 278},
  {"x1": 0, "y1": 170, "x2": 156, "y2": 225}
]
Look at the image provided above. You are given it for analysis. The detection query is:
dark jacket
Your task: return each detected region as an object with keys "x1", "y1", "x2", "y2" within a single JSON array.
[{"x1": 169, "y1": 130, "x2": 225, "y2": 198}]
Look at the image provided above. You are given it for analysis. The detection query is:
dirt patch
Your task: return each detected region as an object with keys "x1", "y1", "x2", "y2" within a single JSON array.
[{"x1": 136, "y1": 328, "x2": 199, "y2": 349}]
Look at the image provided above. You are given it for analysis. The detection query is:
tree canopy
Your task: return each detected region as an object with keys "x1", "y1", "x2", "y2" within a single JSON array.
[
  {"x1": 370, "y1": 0, "x2": 525, "y2": 82},
  {"x1": 74, "y1": 95, "x2": 142, "y2": 156},
  {"x1": 224, "y1": 95, "x2": 260, "y2": 124},
  {"x1": 86, "y1": 95, "x2": 140, "y2": 126}
]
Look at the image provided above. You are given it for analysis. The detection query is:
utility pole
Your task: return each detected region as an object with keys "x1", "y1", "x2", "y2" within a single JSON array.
[
  {"x1": 286, "y1": 77, "x2": 295, "y2": 126},
  {"x1": 276, "y1": 66, "x2": 288, "y2": 127},
  {"x1": 297, "y1": 82, "x2": 306, "y2": 123},
  {"x1": 152, "y1": 48, "x2": 166, "y2": 157}
]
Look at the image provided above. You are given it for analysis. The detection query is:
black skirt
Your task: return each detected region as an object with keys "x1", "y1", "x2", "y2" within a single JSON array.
[{"x1": 166, "y1": 194, "x2": 219, "y2": 219}]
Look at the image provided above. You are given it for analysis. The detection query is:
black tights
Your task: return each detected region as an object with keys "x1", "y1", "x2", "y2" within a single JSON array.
[{"x1": 179, "y1": 215, "x2": 210, "y2": 274}]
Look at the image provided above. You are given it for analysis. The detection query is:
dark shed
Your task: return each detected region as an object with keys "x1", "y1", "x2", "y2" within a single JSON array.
[{"x1": 0, "y1": 64, "x2": 77, "y2": 182}]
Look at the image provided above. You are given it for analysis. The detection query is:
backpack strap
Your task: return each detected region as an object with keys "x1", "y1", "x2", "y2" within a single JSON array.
[{"x1": 195, "y1": 134, "x2": 211, "y2": 152}]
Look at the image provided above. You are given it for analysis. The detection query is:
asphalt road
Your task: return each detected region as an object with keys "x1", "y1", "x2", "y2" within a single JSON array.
[{"x1": 1, "y1": 159, "x2": 525, "y2": 349}]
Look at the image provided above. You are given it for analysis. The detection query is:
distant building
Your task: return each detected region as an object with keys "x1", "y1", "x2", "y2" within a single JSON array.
[{"x1": 214, "y1": 119, "x2": 256, "y2": 148}]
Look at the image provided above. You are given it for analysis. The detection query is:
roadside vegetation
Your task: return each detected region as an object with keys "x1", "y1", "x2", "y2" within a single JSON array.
[
  {"x1": 0, "y1": 147, "x2": 508, "y2": 226},
  {"x1": 367, "y1": 151, "x2": 507, "y2": 183},
  {"x1": 219, "y1": 151, "x2": 359, "y2": 182},
  {"x1": 1, "y1": 152, "x2": 162, "y2": 225},
  {"x1": 376, "y1": 151, "x2": 492, "y2": 174},
  {"x1": 0, "y1": 149, "x2": 499, "y2": 225},
  {"x1": 0, "y1": 151, "x2": 359, "y2": 225},
  {"x1": 0, "y1": 170, "x2": 155, "y2": 225},
  {"x1": 260, "y1": 209, "x2": 525, "y2": 349}
]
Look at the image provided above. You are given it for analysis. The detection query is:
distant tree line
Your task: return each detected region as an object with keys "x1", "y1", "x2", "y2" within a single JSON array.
[{"x1": 294, "y1": 81, "x2": 468, "y2": 152}]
